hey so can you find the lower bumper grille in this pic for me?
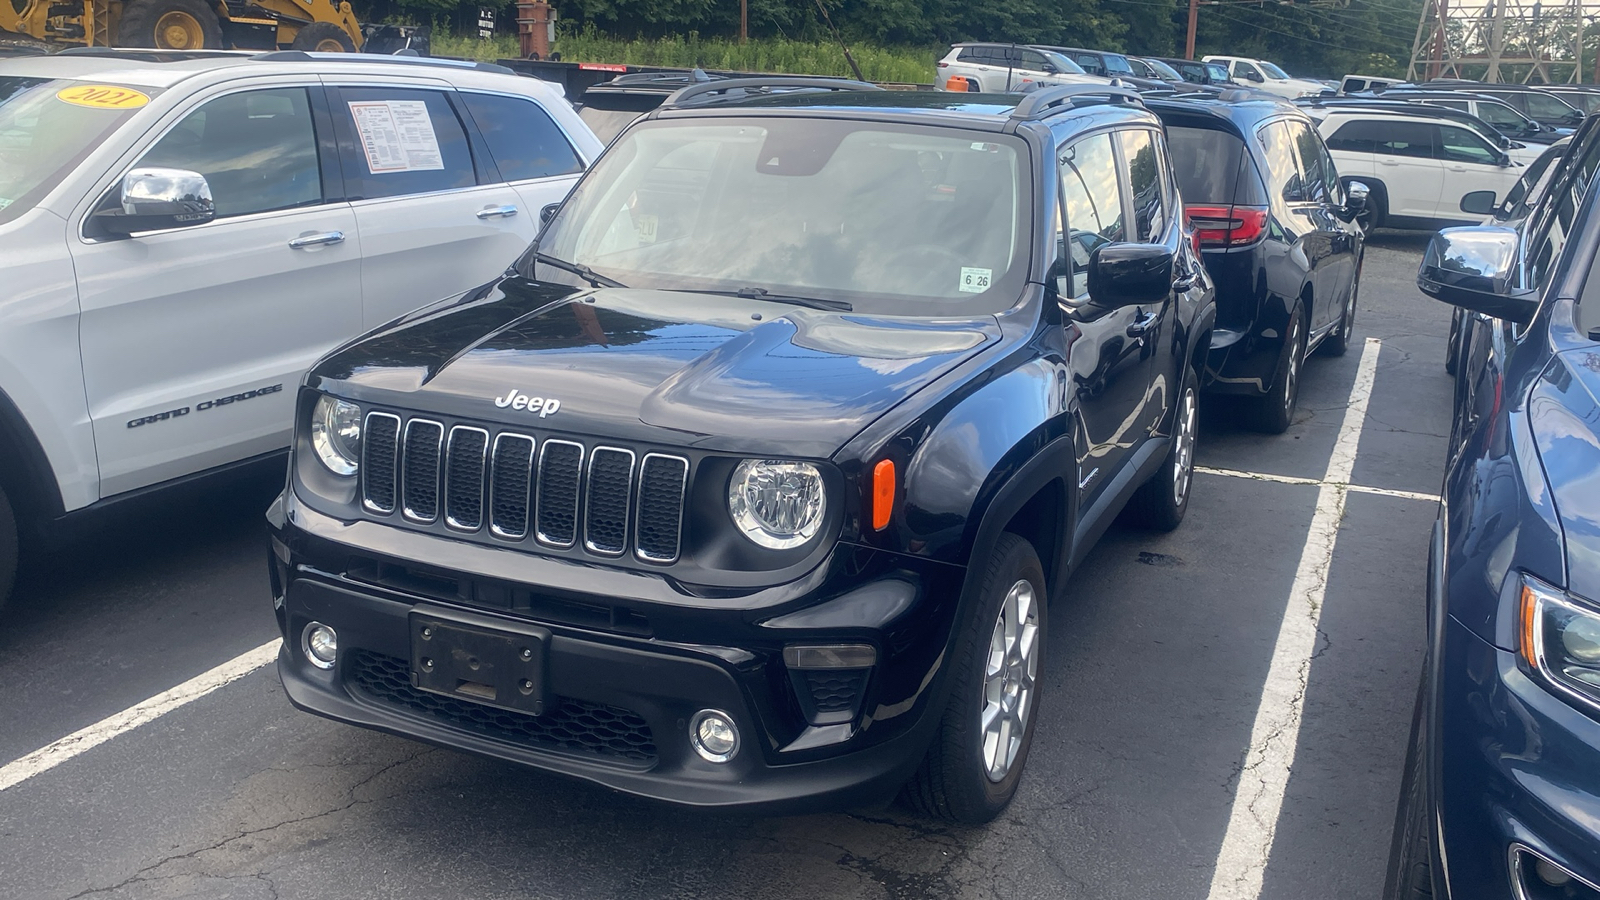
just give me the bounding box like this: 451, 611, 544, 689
345, 650, 657, 765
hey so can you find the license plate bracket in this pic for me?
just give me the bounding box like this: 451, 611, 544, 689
409, 605, 551, 716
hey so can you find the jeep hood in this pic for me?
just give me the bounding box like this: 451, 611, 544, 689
310, 279, 1000, 459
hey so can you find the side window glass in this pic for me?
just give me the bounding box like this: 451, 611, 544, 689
1058, 132, 1125, 299
460, 92, 584, 183
1119, 129, 1166, 241
1075, 54, 1102, 74
1020, 50, 1047, 71
1433, 99, 1469, 112
334, 87, 476, 201
1290, 121, 1335, 203
957, 47, 978, 62
1437, 125, 1498, 165
1375, 121, 1434, 158
136, 88, 320, 219
1256, 121, 1300, 204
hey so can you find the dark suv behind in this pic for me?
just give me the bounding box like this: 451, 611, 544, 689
267, 81, 1215, 823
1147, 95, 1366, 432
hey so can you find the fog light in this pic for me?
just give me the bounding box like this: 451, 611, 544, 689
302, 622, 337, 670
689, 709, 739, 763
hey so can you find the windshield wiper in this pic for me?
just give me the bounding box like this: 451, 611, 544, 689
532, 252, 627, 289
698, 286, 853, 312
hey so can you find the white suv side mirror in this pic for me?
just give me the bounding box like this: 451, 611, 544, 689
95, 168, 216, 236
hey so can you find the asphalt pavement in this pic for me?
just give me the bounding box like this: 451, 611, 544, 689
0, 230, 1448, 900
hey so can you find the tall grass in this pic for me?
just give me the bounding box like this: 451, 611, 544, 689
431, 29, 938, 84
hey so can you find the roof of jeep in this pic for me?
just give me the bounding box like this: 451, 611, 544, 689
1145, 94, 1304, 135
656, 88, 1160, 132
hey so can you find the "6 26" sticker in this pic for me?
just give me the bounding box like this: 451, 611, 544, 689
958, 266, 993, 294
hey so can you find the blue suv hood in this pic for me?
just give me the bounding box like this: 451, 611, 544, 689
310, 279, 999, 459
1530, 343, 1600, 599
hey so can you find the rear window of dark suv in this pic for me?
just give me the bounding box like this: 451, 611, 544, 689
1165, 125, 1268, 205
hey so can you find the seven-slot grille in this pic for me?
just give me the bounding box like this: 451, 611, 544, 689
360, 412, 687, 564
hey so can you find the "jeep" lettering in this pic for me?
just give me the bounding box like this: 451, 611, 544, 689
493, 389, 561, 418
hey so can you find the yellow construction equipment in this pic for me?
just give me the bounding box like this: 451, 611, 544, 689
0, 0, 363, 52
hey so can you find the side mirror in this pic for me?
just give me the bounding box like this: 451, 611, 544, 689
93, 168, 214, 236
1088, 243, 1174, 308
1498, 152, 1513, 167
1417, 226, 1538, 324
540, 203, 560, 225
1245, 71, 1264, 83
1459, 189, 1497, 215
1041, 62, 1058, 74
1345, 180, 1370, 215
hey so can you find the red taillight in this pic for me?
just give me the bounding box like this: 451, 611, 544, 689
1185, 204, 1269, 248
937, 61, 949, 68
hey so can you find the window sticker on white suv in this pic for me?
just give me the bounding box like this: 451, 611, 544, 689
348, 100, 444, 173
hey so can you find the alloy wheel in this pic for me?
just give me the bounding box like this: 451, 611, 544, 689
1284, 316, 1303, 417
1172, 385, 1198, 507
982, 578, 1040, 782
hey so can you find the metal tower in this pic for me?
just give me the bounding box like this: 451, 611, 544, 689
1407, 0, 1589, 83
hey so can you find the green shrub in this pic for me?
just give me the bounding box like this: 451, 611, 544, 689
433, 28, 937, 84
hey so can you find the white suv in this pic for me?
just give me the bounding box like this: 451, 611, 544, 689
1203, 56, 1327, 99
1308, 107, 1524, 231
936, 43, 1103, 92
0, 49, 603, 608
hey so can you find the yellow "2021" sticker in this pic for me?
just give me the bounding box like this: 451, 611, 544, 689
56, 84, 150, 110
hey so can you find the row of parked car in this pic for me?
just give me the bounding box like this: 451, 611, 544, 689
2, 41, 1596, 895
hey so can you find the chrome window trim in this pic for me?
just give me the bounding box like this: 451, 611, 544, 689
361, 411, 402, 515
634, 453, 689, 564
534, 439, 585, 549
583, 446, 636, 557
401, 418, 444, 524
443, 425, 490, 532
488, 431, 536, 540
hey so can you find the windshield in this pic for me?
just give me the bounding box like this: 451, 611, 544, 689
525, 118, 1032, 313
1146, 59, 1183, 81
0, 77, 151, 224
1500, 142, 1568, 219
1040, 51, 1087, 75
1104, 55, 1135, 76
1259, 61, 1291, 80
1206, 63, 1231, 82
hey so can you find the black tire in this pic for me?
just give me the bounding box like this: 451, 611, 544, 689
903, 533, 1047, 824
291, 21, 357, 52
0, 483, 16, 616
1382, 674, 1437, 900
1244, 302, 1307, 434
1444, 308, 1465, 377
1126, 366, 1199, 531
1358, 183, 1388, 236
1320, 258, 1361, 358
117, 0, 223, 49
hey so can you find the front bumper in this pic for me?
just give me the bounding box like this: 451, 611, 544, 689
269, 493, 967, 812
1434, 615, 1600, 898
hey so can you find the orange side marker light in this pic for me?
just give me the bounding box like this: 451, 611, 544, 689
872, 459, 896, 531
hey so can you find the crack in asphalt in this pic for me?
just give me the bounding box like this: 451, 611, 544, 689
65, 748, 433, 899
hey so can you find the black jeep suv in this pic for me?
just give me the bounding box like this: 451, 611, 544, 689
266, 80, 1216, 823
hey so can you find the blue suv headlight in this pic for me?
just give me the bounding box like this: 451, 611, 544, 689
1520, 573, 1600, 709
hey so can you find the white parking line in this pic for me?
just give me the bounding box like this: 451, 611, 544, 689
1197, 466, 1440, 504
1205, 337, 1383, 900
0, 639, 280, 793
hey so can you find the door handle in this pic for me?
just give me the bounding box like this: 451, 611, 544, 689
476, 205, 520, 219
1126, 311, 1159, 338
1379, 159, 1400, 167
287, 231, 345, 249
1172, 270, 1198, 291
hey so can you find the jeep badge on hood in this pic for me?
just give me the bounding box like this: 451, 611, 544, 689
494, 389, 561, 417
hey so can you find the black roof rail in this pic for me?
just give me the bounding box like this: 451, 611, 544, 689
663, 76, 882, 107
1009, 81, 1143, 119
251, 50, 517, 75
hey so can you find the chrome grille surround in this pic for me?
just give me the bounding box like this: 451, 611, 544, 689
401, 419, 444, 524
361, 412, 402, 514
443, 425, 489, 532
488, 432, 536, 541
583, 447, 636, 557
535, 439, 585, 549
634, 453, 689, 564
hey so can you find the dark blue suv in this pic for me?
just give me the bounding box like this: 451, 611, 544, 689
1395, 116, 1600, 897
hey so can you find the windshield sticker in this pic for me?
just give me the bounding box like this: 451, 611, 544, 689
56, 85, 150, 110
348, 100, 444, 174
959, 267, 993, 294
635, 214, 658, 243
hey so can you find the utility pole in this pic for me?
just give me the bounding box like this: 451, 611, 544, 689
740, 0, 747, 41
1186, 0, 1199, 59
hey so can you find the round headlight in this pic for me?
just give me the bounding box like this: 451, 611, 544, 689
311, 395, 362, 476
728, 459, 826, 550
